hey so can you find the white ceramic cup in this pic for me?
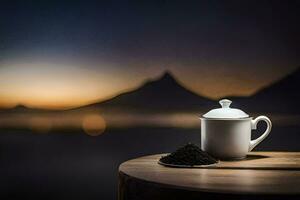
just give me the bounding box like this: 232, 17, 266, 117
200, 116, 272, 160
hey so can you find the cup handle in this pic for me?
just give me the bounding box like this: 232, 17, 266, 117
249, 116, 272, 151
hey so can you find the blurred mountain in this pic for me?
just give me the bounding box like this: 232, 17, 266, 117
86, 71, 215, 112
230, 67, 300, 114
2, 68, 300, 115
0, 104, 54, 114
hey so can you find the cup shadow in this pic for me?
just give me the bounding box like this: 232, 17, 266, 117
244, 154, 269, 161
220, 154, 269, 161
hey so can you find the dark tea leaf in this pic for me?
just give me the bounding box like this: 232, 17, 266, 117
159, 143, 217, 166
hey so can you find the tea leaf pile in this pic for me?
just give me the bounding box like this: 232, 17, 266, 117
160, 143, 217, 166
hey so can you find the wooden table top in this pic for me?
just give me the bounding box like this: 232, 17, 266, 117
119, 152, 300, 195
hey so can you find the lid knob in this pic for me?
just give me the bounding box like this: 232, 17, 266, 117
219, 99, 232, 108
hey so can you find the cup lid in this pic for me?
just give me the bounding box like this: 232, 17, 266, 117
203, 99, 249, 119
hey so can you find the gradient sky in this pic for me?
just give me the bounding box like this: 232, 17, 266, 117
0, 0, 299, 109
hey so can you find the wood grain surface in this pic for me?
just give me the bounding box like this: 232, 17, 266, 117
119, 152, 300, 195
159, 151, 300, 169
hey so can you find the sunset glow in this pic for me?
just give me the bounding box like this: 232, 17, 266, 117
0, 62, 146, 109
0, 1, 299, 109
0, 61, 297, 109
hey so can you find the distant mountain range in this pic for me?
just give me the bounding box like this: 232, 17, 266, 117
0, 104, 48, 114
82, 71, 215, 112
2, 67, 300, 114
86, 67, 300, 114
232, 67, 300, 114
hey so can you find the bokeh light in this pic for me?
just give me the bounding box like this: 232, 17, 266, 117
82, 114, 106, 136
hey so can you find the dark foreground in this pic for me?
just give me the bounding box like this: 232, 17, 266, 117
0, 125, 299, 200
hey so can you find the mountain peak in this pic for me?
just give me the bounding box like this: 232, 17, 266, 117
86, 69, 214, 111
159, 70, 174, 80
13, 104, 28, 110
140, 70, 179, 89
150, 70, 178, 84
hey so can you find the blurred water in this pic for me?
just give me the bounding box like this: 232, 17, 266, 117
0, 124, 299, 200
0, 111, 299, 131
